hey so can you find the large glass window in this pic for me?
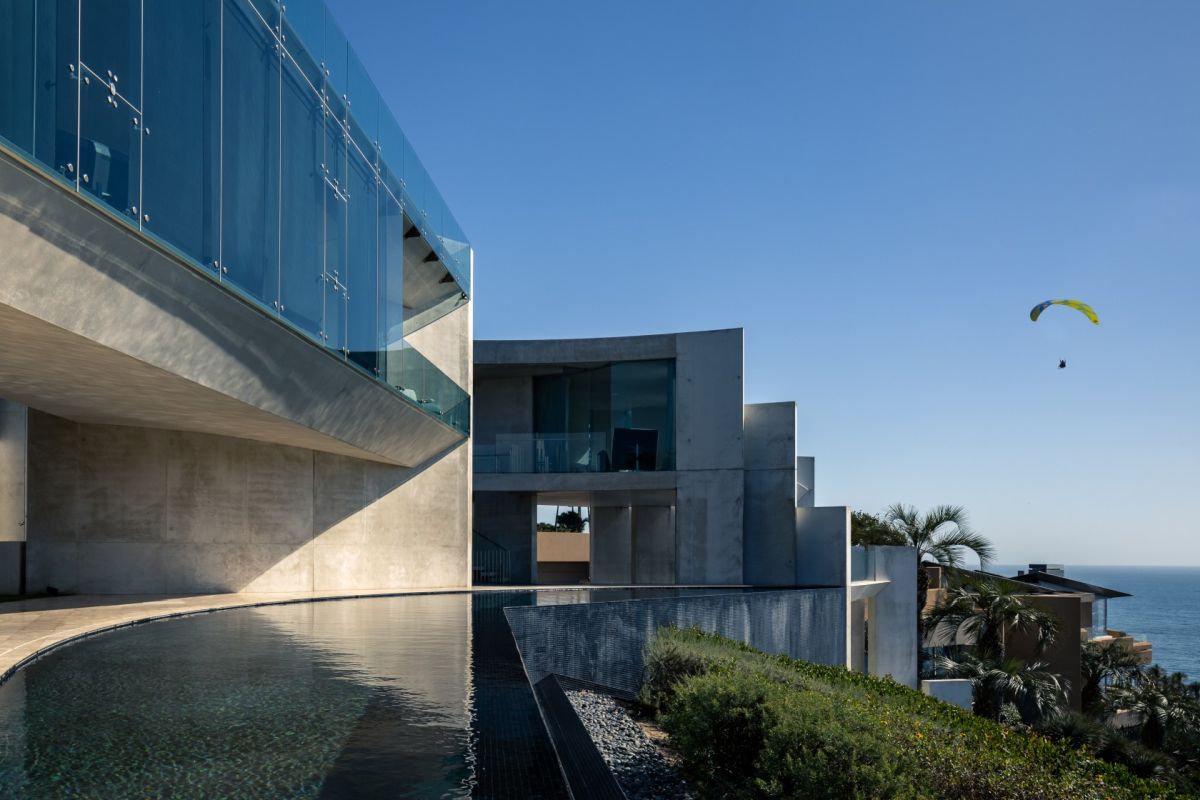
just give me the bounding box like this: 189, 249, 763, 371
531, 360, 676, 472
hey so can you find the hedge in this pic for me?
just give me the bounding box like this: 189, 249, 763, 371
640, 627, 1183, 800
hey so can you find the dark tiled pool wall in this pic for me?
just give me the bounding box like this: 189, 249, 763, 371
469, 592, 569, 800
505, 589, 848, 694
533, 675, 625, 800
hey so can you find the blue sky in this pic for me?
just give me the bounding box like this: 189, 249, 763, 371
332, 1, 1200, 565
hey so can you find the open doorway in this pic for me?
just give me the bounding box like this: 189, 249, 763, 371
535, 504, 590, 585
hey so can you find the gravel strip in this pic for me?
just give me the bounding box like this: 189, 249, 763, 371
566, 689, 694, 799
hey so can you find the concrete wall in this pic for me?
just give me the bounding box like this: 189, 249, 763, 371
590, 506, 632, 584
674, 329, 743, 471
537, 531, 590, 562
474, 492, 536, 585
25, 411, 471, 594
866, 545, 919, 688
1007, 594, 1083, 711
676, 470, 743, 584
632, 506, 675, 584
922, 679, 974, 711
795, 505, 850, 587
743, 403, 797, 585
0, 399, 26, 593
505, 588, 848, 693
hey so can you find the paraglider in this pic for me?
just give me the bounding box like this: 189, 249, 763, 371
1029, 299, 1099, 325
1030, 300, 1098, 369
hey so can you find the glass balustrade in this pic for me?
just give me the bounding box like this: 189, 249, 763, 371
0, 0, 470, 435
475, 433, 618, 474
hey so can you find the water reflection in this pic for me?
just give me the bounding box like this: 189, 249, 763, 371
0, 589, 749, 798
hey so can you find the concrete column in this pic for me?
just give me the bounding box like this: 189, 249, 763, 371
473, 492, 536, 584
0, 399, 27, 594
867, 545, 919, 688
590, 506, 632, 584
743, 403, 798, 586
632, 505, 675, 584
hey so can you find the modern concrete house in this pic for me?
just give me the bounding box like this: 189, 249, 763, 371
0, 0, 472, 595
473, 329, 918, 685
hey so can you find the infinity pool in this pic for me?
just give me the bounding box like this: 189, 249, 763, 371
0, 589, 718, 799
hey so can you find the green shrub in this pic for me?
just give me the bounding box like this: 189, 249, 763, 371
661, 670, 778, 798
640, 633, 712, 711
642, 627, 1180, 800
757, 688, 918, 800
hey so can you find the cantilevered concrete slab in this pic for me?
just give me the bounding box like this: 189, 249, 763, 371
0, 148, 462, 467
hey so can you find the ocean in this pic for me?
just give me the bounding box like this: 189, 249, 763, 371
993, 565, 1200, 681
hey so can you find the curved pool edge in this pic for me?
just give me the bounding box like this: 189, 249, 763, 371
0, 583, 752, 687
0, 587, 474, 686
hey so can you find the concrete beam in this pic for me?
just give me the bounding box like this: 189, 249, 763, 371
0, 148, 462, 467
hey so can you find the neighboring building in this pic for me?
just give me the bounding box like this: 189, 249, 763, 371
924, 564, 1152, 711
473, 328, 918, 685
0, 0, 472, 594
1010, 566, 1153, 666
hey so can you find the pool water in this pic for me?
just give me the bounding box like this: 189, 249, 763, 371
0, 589, 717, 799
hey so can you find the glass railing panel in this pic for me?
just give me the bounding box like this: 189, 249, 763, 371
220, 0, 279, 310
321, 6, 349, 105
378, 189, 406, 355
279, 50, 325, 337
141, 1, 220, 273
0, 1, 36, 156
346, 48, 379, 159
474, 434, 615, 474
81, 0, 140, 110
282, 0, 323, 72
346, 143, 379, 375
77, 62, 140, 222
383, 342, 469, 434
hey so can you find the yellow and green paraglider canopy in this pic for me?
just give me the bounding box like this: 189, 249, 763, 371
1029, 299, 1099, 325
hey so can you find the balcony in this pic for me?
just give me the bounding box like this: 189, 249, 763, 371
0, 0, 469, 436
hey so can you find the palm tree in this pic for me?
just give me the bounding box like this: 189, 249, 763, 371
884, 503, 996, 661
1079, 639, 1144, 716
926, 579, 1065, 722
934, 651, 1068, 722
925, 580, 1059, 662
1108, 665, 1200, 751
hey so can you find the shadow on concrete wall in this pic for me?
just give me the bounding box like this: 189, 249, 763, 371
24, 411, 469, 594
